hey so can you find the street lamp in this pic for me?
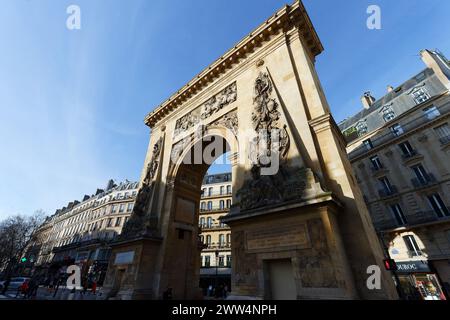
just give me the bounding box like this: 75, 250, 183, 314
215, 250, 219, 297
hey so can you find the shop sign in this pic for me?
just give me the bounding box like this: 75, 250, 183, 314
396, 261, 431, 273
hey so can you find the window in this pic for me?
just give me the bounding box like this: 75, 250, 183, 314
207, 201, 212, 210
119, 204, 125, 213
207, 217, 213, 228
226, 185, 231, 194
127, 203, 134, 212
411, 87, 430, 104
381, 105, 396, 122
226, 199, 231, 208
411, 164, 429, 184
204, 256, 211, 267
117, 193, 122, 200
219, 234, 225, 246
379, 177, 393, 193
218, 256, 225, 267
219, 200, 225, 209
370, 155, 383, 170
423, 105, 440, 120
132, 191, 137, 197
363, 139, 373, 150
200, 202, 206, 211
208, 187, 213, 196
434, 123, 450, 144
124, 192, 129, 199
124, 216, 129, 224
226, 234, 231, 244
356, 120, 368, 136
403, 235, 422, 257
206, 235, 211, 245
200, 217, 205, 227
111, 205, 117, 214
398, 141, 415, 157
390, 123, 404, 137
115, 217, 122, 227
226, 255, 232, 267
202, 188, 206, 197
220, 186, 224, 195
427, 194, 450, 218
390, 204, 407, 226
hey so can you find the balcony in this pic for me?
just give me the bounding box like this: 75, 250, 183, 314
378, 185, 398, 198
401, 149, 420, 160
411, 173, 438, 189
200, 205, 231, 213
440, 135, 450, 145
201, 191, 232, 198
202, 243, 232, 250
199, 223, 230, 230
374, 208, 450, 231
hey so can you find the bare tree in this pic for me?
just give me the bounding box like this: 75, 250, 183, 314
0, 210, 45, 279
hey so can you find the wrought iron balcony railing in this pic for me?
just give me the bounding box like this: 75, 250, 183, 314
411, 173, 437, 188
378, 185, 398, 198
374, 208, 450, 231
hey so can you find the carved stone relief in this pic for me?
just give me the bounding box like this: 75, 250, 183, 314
121, 137, 163, 238
174, 82, 237, 136
209, 110, 239, 136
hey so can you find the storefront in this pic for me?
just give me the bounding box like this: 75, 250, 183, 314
396, 260, 447, 300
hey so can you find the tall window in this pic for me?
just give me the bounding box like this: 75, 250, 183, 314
219, 200, 225, 209
208, 187, 213, 196
390, 204, 407, 226
200, 202, 206, 211
200, 217, 205, 227
411, 164, 429, 184
207, 217, 213, 228
111, 205, 117, 214
226, 185, 231, 194
218, 256, 225, 267
390, 123, 404, 137
202, 188, 206, 197
434, 123, 450, 144
370, 155, 383, 170
219, 234, 225, 246
403, 235, 422, 257
398, 141, 415, 157
226, 255, 232, 267
423, 105, 440, 120
226, 234, 231, 244
411, 87, 430, 104
207, 201, 212, 210
226, 199, 231, 208
204, 256, 211, 267
379, 177, 393, 193
119, 204, 125, 213
427, 193, 449, 218
363, 139, 373, 150
115, 217, 122, 227
220, 186, 224, 195
127, 203, 134, 212
206, 235, 211, 245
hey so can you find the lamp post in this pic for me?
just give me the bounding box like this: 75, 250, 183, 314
215, 250, 219, 297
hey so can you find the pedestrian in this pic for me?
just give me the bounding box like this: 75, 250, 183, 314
1, 278, 11, 295
223, 284, 228, 299
16, 280, 29, 298
27, 277, 39, 299
92, 280, 97, 295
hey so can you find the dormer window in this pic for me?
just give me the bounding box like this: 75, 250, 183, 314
410, 85, 430, 104
380, 104, 395, 122
355, 120, 368, 137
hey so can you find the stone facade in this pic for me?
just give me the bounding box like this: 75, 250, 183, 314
102, 0, 398, 300
339, 49, 450, 300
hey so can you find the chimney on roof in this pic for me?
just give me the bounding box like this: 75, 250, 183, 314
387, 85, 394, 93
361, 91, 376, 110
420, 49, 450, 89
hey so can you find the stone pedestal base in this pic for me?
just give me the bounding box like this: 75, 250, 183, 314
223, 196, 359, 300
101, 236, 163, 300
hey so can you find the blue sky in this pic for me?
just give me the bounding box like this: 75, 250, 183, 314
0, 0, 449, 220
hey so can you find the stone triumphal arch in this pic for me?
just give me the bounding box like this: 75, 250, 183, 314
102, 1, 398, 300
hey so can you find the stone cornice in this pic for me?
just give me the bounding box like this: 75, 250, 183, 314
144, 0, 323, 128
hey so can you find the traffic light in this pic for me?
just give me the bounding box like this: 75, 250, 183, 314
20, 257, 27, 263
383, 258, 397, 271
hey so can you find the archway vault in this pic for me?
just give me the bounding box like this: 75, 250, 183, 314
102, 0, 398, 300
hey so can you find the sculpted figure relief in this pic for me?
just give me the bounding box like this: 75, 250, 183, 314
174, 82, 237, 136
